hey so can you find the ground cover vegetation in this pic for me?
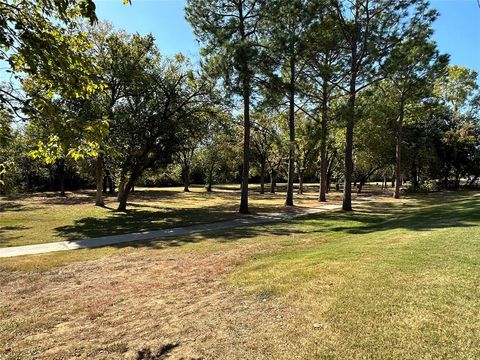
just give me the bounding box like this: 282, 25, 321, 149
0, 192, 479, 359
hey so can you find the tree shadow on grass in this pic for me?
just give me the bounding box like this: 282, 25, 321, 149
54, 203, 243, 241
133, 192, 480, 249
0, 202, 38, 212
277, 193, 480, 237
52, 191, 480, 251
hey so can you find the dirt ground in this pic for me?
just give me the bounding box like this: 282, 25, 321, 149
0, 242, 309, 360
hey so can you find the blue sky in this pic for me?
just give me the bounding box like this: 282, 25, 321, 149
95, 0, 480, 72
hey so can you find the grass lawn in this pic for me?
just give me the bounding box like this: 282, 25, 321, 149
0, 184, 356, 248
1, 191, 479, 359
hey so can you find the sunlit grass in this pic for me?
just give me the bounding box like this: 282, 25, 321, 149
0, 184, 348, 247
0, 191, 479, 358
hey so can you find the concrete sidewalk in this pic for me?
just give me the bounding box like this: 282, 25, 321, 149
0, 203, 346, 258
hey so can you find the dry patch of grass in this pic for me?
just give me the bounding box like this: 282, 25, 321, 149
2, 191, 479, 359
0, 241, 300, 359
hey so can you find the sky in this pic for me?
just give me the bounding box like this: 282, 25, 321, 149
94, 0, 480, 73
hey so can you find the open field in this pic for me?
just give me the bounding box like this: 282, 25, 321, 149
0, 184, 381, 248
1, 191, 479, 359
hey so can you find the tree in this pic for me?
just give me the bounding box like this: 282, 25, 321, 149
186, 0, 265, 213
251, 112, 279, 194
176, 113, 212, 192
263, 0, 320, 206
83, 24, 163, 206
110, 53, 213, 211
24, 77, 108, 197
303, 14, 345, 202
0, 0, 130, 123
199, 115, 240, 192
330, 0, 433, 210
433, 66, 480, 188
383, 17, 448, 198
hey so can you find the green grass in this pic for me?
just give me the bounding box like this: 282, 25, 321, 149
226, 191, 480, 358
1, 191, 478, 359
0, 184, 345, 248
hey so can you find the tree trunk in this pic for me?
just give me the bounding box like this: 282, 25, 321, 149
58, 159, 66, 197
260, 158, 265, 194
103, 175, 107, 194
285, 59, 296, 207
270, 170, 277, 194
319, 82, 328, 202
357, 178, 365, 194
298, 171, 304, 195
206, 166, 214, 192
95, 155, 105, 206
183, 164, 190, 192
454, 171, 460, 190
117, 171, 126, 202
239, 78, 250, 214
394, 95, 405, 199
108, 174, 115, 195
343, 89, 356, 211
326, 154, 335, 194
117, 177, 135, 211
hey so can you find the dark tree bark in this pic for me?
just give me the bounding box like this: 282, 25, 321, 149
238, 4, 251, 214
107, 174, 115, 195
95, 155, 105, 206
117, 171, 126, 202
182, 164, 191, 192
343, 88, 356, 211
326, 151, 336, 194
285, 61, 296, 206
411, 159, 419, 192
103, 175, 107, 194
454, 171, 461, 190
58, 159, 66, 197
298, 171, 304, 195
117, 176, 137, 211
239, 82, 251, 213
394, 95, 405, 199
357, 167, 380, 194
206, 164, 214, 192
270, 170, 277, 194
319, 82, 328, 202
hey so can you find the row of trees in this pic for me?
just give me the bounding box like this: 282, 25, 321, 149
186, 0, 479, 212
1, 0, 479, 213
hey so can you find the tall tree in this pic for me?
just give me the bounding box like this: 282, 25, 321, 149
383, 22, 448, 198
111, 53, 213, 211
303, 14, 345, 202
186, 0, 265, 213
330, 0, 433, 210
263, 0, 319, 206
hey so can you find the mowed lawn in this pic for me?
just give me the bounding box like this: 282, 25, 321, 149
0, 191, 479, 359
0, 184, 349, 248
